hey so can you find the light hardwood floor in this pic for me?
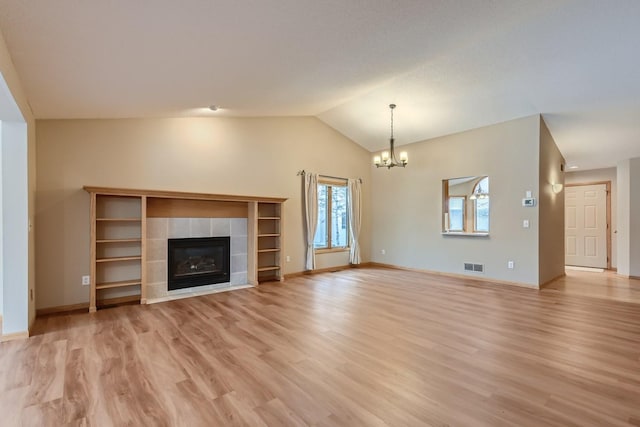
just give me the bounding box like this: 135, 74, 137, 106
542, 269, 640, 304
2, 267, 640, 426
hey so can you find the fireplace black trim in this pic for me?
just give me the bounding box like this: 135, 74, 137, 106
167, 236, 230, 291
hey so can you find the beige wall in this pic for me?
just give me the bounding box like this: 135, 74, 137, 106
616, 160, 630, 276
620, 158, 640, 277
628, 158, 640, 277
538, 118, 565, 284
0, 30, 36, 330
35, 114, 568, 307
617, 157, 640, 277
371, 115, 543, 286
565, 167, 617, 268
36, 117, 371, 309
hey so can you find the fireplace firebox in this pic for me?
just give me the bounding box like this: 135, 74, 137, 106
167, 237, 230, 291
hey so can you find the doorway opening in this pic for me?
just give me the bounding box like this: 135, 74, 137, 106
0, 71, 29, 339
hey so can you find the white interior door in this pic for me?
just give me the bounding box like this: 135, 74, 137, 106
565, 184, 608, 268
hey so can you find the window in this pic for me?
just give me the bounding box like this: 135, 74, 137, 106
448, 196, 465, 231
472, 177, 489, 232
314, 180, 349, 250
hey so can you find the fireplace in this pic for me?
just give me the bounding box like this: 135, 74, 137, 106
167, 237, 230, 291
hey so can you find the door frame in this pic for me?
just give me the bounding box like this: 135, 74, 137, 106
565, 181, 611, 270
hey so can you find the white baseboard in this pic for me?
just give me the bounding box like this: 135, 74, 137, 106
1, 329, 29, 342
369, 262, 540, 289
566, 265, 605, 273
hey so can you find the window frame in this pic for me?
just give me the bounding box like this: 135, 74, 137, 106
472, 177, 490, 233
314, 178, 350, 253
447, 196, 466, 232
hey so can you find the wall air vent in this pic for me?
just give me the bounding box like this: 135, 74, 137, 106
464, 263, 484, 273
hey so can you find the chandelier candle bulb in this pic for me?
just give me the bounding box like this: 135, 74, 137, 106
381, 151, 390, 161
374, 156, 381, 165
400, 151, 408, 162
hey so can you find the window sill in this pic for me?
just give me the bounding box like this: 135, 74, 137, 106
315, 247, 350, 254
441, 231, 489, 237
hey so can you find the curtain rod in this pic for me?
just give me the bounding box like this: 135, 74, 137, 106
297, 170, 362, 183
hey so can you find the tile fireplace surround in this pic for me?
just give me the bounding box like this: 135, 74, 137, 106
146, 217, 249, 303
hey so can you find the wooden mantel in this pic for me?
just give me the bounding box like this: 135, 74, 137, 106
83, 186, 287, 204
84, 186, 287, 312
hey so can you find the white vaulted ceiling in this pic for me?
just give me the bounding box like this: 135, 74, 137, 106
1, 0, 639, 169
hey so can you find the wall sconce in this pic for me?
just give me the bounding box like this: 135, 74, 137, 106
552, 183, 563, 194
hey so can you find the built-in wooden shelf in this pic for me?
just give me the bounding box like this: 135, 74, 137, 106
251, 201, 284, 284
96, 280, 142, 290
87, 190, 147, 312
96, 238, 142, 243
96, 255, 142, 263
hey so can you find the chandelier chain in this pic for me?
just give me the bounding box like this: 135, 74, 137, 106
390, 105, 394, 140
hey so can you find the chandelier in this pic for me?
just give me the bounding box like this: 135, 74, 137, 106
374, 104, 408, 168
469, 177, 489, 200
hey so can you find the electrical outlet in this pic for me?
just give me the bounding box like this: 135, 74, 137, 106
381, 249, 386, 255
523, 219, 529, 228
286, 256, 291, 262
82, 275, 90, 286
508, 261, 514, 269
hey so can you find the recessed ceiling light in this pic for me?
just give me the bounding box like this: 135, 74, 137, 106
208, 105, 220, 111
568, 165, 579, 169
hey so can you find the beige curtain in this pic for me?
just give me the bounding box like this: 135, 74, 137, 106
304, 173, 318, 270
348, 178, 362, 264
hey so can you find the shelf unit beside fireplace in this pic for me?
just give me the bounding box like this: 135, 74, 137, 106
89, 192, 147, 312
249, 201, 285, 284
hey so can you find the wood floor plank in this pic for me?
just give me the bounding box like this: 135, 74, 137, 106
209, 391, 269, 427
2, 267, 640, 426
229, 349, 330, 425
259, 350, 388, 427
254, 398, 308, 427
24, 339, 67, 406
168, 379, 224, 426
